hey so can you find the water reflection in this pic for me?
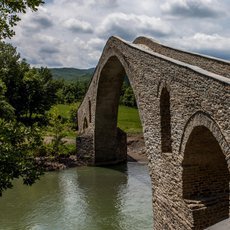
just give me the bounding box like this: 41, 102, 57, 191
76, 164, 128, 230
0, 163, 152, 230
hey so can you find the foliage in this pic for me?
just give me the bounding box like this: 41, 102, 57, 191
69, 106, 78, 129
0, 79, 15, 120
0, 119, 43, 196
46, 109, 68, 156
23, 67, 60, 118
120, 83, 137, 108
50, 67, 94, 82
0, 41, 59, 120
0, 0, 46, 196
56, 80, 88, 104
0, 0, 44, 39
48, 103, 79, 138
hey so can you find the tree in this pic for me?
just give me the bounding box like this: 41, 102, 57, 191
0, 119, 43, 196
23, 67, 60, 119
0, 79, 15, 120
0, 1, 45, 196
0, 41, 59, 120
0, 41, 29, 118
0, 0, 44, 39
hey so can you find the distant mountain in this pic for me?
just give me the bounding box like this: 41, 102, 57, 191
49, 67, 95, 82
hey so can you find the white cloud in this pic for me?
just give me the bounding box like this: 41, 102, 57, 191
98, 13, 172, 40
7, 0, 230, 68
173, 33, 230, 50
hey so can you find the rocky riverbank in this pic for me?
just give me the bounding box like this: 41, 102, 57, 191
39, 134, 147, 171
127, 134, 147, 163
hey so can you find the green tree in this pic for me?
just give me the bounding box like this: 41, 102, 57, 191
0, 119, 43, 196
0, 0, 44, 39
120, 84, 137, 107
23, 67, 60, 119
0, 79, 15, 120
0, 41, 30, 118
0, 0, 45, 196
0, 41, 59, 120
56, 80, 88, 104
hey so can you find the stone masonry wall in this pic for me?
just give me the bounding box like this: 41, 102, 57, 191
77, 36, 230, 229
133, 36, 230, 79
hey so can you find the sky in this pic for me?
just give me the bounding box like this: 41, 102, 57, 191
9, 0, 230, 68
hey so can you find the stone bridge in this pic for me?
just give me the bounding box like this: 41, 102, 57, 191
76, 36, 230, 229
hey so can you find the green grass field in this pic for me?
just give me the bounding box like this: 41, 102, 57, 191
50, 102, 80, 119
117, 105, 142, 133
50, 103, 142, 135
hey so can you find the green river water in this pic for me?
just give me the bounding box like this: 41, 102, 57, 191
0, 162, 153, 230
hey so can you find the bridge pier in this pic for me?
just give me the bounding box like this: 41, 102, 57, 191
77, 128, 127, 165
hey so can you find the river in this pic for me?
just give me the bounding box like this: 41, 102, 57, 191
0, 162, 153, 230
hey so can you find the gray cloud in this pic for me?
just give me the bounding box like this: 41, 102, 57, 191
32, 16, 53, 28
63, 18, 94, 33
22, 15, 54, 35
90, 0, 118, 8
39, 46, 60, 54
98, 13, 172, 41
161, 0, 223, 18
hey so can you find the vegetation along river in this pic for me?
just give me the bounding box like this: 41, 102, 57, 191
0, 162, 153, 230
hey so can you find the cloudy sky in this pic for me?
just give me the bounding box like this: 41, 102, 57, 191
9, 0, 230, 68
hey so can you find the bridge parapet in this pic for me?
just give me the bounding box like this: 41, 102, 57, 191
134, 36, 230, 79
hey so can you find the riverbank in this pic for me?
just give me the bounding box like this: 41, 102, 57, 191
127, 134, 148, 163
39, 134, 147, 171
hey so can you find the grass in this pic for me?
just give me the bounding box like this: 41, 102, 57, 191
50, 102, 80, 119
117, 105, 142, 134
48, 103, 142, 138
46, 102, 80, 139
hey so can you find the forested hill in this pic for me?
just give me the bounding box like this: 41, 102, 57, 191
49, 67, 95, 82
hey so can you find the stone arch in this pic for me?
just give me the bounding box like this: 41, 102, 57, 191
94, 55, 127, 165
88, 99, 92, 123
94, 54, 142, 165
181, 112, 230, 229
83, 117, 88, 130
180, 111, 229, 157
160, 87, 172, 153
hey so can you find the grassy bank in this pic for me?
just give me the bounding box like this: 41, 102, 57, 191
49, 103, 142, 136
117, 105, 142, 134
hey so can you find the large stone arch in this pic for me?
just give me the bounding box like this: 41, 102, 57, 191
94, 55, 140, 165
180, 112, 230, 229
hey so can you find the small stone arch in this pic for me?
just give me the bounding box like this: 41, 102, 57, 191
160, 86, 172, 153
88, 99, 92, 123
83, 117, 88, 130
180, 111, 229, 157
180, 111, 230, 229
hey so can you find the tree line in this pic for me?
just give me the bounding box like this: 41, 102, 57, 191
0, 0, 137, 195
